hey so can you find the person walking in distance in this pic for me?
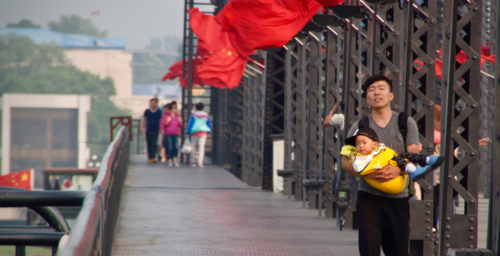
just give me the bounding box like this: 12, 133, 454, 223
161, 102, 183, 167
141, 97, 162, 163
160, 103, 171, 162
342, 75, 420, 256
186, 102, 211, 167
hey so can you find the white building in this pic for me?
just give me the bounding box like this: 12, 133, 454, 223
1, 94, 91, 188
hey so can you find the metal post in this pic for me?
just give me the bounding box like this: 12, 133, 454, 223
186, 0, 194, 131
490, 0, 500, 250
324, 25, 343, 219
283, 42, 296, 199
295, 37, 309, 206
439, 0, 482, 253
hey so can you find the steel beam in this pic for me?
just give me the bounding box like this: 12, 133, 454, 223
323, 26, 344, 219
439, 0, 482, 253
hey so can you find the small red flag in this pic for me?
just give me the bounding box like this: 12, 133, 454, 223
0, 170, 34, 190
90, 10, 101, 16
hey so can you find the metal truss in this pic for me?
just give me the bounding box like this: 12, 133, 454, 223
323, 26, 344, 219
262, 48, 286, 190
303, 31, 325, 214
282, 41, 298, 198
439, 0, 482, 253
227, 85, 244, 179
398, 0, 439, 254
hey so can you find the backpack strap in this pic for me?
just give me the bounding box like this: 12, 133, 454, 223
358, 116, 370, 130
398, 112, 408, 148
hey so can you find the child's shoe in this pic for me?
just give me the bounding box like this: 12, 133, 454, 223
168, 162, 173, 167
173, 162, 179, 167
427, 155, 445, 170
410, 165, 433, 181
411, 156, 444, 181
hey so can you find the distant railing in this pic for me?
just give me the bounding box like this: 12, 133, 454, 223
57, 126, 130, 256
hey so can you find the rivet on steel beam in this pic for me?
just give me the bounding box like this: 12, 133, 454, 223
392, 70, 399, 75
375, 49, 381, 55
446, 235, 450, 239
446, 243, 450, 248
426, 203, 431, 207
469, 227, 474, 231
428, 19, 435, 26
446, 31, 451, 38
470, 245, 474, 248
469, 217, 474, 222
426, 234, 430, 238
428, 60, 435, 67
426, 227, 431, 231
472, 55, 478, 60
426, 218, 430, 223
446, 217, 451, 221
351, 56, 355, 61
471, 103, 477, 109
393, 31, 400, 38
426, 210, 430, 215
448, 175, 452, 178
427, 102, 434, 108
427, 145, 433, 150
446, 225, 450, 230
473, 6, 478, 12
469, 236, 474, 240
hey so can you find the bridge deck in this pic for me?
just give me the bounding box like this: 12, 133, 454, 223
112, 155, 358, 256
113, 155, 490, 255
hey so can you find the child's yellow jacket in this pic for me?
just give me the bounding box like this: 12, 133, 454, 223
341, 144, 409, 194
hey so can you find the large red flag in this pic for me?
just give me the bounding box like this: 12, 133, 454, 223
0, 170, 34, 190
216, 0, 344, 56
189, 8, 248, 89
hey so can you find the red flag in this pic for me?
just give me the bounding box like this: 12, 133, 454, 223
190, 8, 248, 89
162, 59, 205, 88
198, 50, 248, 89
215, 0, 344, 56
90, 10, 101, 16
0, 170, 34, 190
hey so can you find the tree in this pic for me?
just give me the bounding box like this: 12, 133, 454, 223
48, 15, 108, 38
133, 53, 167, 84
7, 19, 41, 28
0, 33, 128, 157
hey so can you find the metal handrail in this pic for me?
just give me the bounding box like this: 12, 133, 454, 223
58, 126, 130, 256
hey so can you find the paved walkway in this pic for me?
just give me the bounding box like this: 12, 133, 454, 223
112, 155, 358, 256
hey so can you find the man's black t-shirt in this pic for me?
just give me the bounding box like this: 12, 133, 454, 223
144, 108, 162, 132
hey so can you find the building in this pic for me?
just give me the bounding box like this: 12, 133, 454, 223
0, 28, 181, 119
1, 94, 91, 188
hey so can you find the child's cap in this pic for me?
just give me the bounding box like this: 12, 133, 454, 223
345, 127, 379, 146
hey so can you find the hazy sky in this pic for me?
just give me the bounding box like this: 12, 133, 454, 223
0, 0, 200, 49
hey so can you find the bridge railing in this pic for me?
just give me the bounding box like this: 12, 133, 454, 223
58, 126, 130, 256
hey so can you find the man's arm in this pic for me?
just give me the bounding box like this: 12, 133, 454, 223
323, 103, 338, 127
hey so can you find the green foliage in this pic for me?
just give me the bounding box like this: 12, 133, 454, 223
133, 53, 167, 84
0, 33, 128, 157
48, 15, 108, 38
7, 19, 41, 28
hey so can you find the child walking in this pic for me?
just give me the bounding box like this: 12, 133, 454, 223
341, 127, 444, 194
160, 102, 183, 167
186, 102, 211, 167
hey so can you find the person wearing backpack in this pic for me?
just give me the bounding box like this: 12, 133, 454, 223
341, 75, 420, 256
186, 102, 211, 167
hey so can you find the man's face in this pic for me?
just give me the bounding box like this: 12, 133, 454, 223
150, 100, 158, 109
355, 135, 378, 155
365, 80, 393, 109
